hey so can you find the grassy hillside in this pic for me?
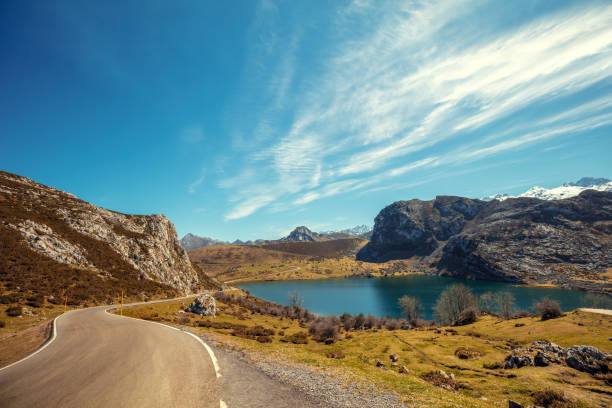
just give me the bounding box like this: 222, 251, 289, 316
189, 241, 418, 283
124, 295, 611, 408
261, 238, 367, 257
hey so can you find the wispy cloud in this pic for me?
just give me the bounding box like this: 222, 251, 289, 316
221, 0, 612, 219
187, 170, 205, 194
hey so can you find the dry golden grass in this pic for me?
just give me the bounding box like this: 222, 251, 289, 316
189, 243, 420, 283
0, 303, 64, 367
123, 296, 611, 408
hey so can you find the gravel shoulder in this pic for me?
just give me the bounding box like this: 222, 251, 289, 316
201, 332, 406, 408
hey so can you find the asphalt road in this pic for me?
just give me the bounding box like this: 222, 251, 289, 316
0, 306, 221, 408
0, 303, 323, 408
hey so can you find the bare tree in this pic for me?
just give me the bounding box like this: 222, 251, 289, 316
398, 295, 421, 325
434, 284, 477, 325
288, 291, 303, 309
495, 291, 515, 319
478, 292, 496, 314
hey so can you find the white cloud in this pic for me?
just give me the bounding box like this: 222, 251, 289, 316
222, 0, 612, 219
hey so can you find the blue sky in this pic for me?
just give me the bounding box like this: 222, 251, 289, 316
1, 0, 611, 241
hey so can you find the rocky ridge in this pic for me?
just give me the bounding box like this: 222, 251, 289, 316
0, 171, 211, 297
358, 191, 612, 292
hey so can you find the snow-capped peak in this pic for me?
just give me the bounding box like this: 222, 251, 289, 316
483, 178, 611, 201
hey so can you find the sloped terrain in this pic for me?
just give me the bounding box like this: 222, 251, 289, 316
0, 171, 218, 305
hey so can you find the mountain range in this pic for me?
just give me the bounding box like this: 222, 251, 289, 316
180, 224, 372, 250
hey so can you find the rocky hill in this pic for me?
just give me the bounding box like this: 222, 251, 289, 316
282, 226, 319, 242
358, 191, 612, 292
0, 171, 218, 305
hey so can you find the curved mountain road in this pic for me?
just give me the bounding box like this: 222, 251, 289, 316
0, 302, 321, 408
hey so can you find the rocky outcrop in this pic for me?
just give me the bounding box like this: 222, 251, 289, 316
0, 170, 208, 294
566, 345, 611, 375
504, 341, 610, 376
358, 191, 612, 292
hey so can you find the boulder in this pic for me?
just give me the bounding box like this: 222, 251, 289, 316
565, 345, 610, 375
504, 353, 533, 369
185, 294, 217, 316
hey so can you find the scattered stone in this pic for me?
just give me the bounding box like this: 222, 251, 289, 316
389, 353, 399, 363
508, 400, 524, 408
185, 294, 217, 316
398, 365, 410, 374
375, 360, 385, 368
514, 323, 525, 327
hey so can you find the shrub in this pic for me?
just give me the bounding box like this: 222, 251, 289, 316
455, 307, 478, 326
280, 331, 309, 344
0, 294, 20, 304
354, 313, 365, 330
434, 284, 477, 325
398, 295, 421, 324
532, 389, 579, 408
384, 319, 402, 330
256, 335, 272, 343
5, 306, 22, 317
26, 300, 42, 308
231, 325, 275, 342
364, 314, 377, 330
535, 298, 561, 321
308, 317, 340, 343
340, 313, 355, 331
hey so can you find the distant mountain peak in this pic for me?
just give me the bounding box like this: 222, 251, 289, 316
180, 233, 226, 250
482, 177, 612, 202
283, 226, 317, 242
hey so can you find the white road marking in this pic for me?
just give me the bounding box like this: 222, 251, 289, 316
0, 310, 70, 372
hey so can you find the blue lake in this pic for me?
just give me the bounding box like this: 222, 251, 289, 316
238, 275, 591, 320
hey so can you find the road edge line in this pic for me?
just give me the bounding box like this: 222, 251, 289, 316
0, 310, 68, 372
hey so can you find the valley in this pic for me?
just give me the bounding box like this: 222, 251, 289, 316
0, 170, 610, 408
